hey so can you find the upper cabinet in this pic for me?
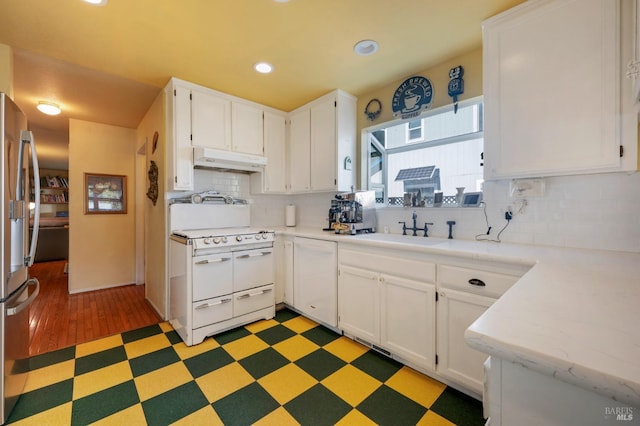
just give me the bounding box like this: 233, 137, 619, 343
191, 87, 231, 151
483, 0, 638, 180
231, 102, 264, 156
288, 90, 357, 193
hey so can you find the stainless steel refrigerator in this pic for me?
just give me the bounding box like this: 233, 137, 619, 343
0, 92, 41, 423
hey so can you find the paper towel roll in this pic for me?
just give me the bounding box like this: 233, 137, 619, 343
285, 205, 296, 227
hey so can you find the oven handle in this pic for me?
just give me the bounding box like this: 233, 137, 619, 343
236, 251, 272, 259
195, 298, 232, 310
237, 288, 273, 299
194, 257, 231, 265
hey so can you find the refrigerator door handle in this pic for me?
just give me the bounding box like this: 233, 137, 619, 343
20, 131, 40, 267
7, 278, 39, 317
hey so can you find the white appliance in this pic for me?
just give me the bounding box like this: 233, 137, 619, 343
168, 203, 275, 346
0, 93, 41, 423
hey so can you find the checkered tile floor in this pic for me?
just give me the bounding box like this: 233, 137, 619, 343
9, 309, 484, 425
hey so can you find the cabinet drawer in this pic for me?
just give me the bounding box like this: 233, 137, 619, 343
233, 284, 275, 317
192, 295, 233, 329
340, 248, 435, 283
437, 265, 520, 298
234, 248, 275, 292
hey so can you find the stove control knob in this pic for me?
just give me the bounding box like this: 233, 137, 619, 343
221, 237, 228, 244
213, 237, 221, 244
261, 234, 268, 240
203, 238, 212, 245
236, 235, 243, 242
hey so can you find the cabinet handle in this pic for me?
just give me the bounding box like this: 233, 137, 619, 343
468, 278, 486, 287
195, 257, 231, 265
236, 251, 271, 259
195, 298, 231, 309
238, 288, 273, 299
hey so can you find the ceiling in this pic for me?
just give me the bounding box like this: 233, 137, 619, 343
0, 0, 524, 170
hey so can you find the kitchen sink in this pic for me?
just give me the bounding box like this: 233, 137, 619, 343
352, 233, 448, 246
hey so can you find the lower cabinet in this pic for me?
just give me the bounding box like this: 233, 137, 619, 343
436, 262, 528, 395
338, 246, 437, 371
293, 237, 338, 326
436, 288, 495, 394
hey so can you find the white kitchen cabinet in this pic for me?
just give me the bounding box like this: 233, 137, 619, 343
381, 274, 436, 371
191, 87, 231, 151
231, 101, 264, 156
436, 263, 525, 395
166, 82, 194, 190
436, 288, 495, 394
282, 237, 294, 305
338, 245, 436, 371
483, 0, 637, 179
288, 109, 311, 192
264, 111, 287, 192
293, 237, 337, 326
288, 90, 356, 193
338, 265, 380, 344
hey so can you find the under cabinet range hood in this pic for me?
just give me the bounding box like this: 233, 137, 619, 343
193, 147, 267, 173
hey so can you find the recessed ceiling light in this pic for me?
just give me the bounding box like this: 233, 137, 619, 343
37, 101, 61, 116
254, 62, 274, 74
354, 39, 379, 56
83, 0, 107, 5
273, 0, 290, 2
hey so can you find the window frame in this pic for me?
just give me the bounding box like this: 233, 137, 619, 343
360, 96, 484, 207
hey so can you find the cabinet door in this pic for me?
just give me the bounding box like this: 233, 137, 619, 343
381, 274, 436, 371
263, 111, 287, 193
283, 239, 294, 305
338, 265, 380, 344
232, 102, 264, 155
310, 98, 337, 191
483, 0, 621, 179
289, 109, 311, 192
171, 85, 194, 190
191, 89, 231, 150
436, 287, 495, 394
293, 238, 337, 326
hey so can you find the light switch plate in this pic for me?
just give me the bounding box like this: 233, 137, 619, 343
509, 178, 545, 198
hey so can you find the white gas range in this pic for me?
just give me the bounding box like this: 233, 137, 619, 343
168, 202, 275, 346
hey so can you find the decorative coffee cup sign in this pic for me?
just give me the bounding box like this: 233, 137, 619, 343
391, 76, 433, 120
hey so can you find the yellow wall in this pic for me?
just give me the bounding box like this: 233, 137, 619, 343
68, 119, 137, 293
356, 48, 483, 132
136, 91, 166, 318
0, 44, 13, 96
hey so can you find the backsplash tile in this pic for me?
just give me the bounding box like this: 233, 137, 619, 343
195, 169, 640, 253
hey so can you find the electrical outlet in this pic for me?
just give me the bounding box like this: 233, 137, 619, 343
510, 178, 545, 198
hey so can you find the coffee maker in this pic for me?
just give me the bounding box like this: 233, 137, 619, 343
325, 190, 376, 235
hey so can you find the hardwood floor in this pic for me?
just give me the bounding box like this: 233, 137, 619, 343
28, 260, 162, 356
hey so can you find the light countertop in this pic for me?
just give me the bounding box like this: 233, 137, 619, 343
278, 227, 640, 407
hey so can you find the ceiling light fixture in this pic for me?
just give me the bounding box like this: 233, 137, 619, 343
354, 39, 379, 56
83, 0, 108, 5
254, 62, 274, 74
36, 101, 61, 116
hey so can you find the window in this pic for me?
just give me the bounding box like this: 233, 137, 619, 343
365, 98, 483, 206
406, 119, 423, 142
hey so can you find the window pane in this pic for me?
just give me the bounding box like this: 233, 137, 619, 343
423, 103, 480, 141
388, 138, 483, 205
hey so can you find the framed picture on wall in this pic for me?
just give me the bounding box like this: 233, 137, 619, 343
84, 173, 127, 214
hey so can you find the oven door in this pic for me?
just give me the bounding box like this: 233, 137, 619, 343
233, 248, 275, 292
192, 252, 233, 301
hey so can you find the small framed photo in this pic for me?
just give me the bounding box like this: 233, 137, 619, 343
84, 173, 127, 214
